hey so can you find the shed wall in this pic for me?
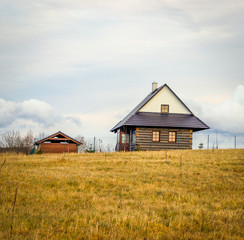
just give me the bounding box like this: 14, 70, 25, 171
136, 127, 192, 151
39, 143, 78, 153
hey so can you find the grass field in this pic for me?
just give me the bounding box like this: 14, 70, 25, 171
0, 150, 243, 239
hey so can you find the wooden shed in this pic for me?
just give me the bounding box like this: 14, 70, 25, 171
35, 131, 82, 153
111, 83, 209, 151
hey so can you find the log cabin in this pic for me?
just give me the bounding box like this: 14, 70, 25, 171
111, 83, 209, 151
35, 131, 82, 153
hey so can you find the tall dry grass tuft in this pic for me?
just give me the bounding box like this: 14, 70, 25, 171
0, 158, 6, 176
9, 187, 18, 239
0, 150, 243, 239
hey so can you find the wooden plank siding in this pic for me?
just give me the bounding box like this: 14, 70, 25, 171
40, 143, 78, 153
136, 127, 192, 151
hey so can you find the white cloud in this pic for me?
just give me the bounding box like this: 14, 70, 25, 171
0, 98, 55, 127
18, 99, 53, 124
185, 85, 244, 134
0, 98, 82, 134
232, 85, 244, 104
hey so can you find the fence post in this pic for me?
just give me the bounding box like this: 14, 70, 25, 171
234, 136, 236, 149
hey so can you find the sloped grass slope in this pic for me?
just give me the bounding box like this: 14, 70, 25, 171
0, 150, 243, 239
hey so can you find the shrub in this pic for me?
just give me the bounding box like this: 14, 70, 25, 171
36, 148, 43, 154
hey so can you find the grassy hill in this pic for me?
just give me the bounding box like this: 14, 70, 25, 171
0, 150, 243, 239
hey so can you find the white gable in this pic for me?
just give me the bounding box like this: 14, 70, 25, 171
139, 85, 191, 114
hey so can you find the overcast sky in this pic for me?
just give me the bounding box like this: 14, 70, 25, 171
0, 0, 244, 147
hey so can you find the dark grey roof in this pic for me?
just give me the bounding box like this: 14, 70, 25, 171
111, 84, 195, 132
123, 112, 209, 131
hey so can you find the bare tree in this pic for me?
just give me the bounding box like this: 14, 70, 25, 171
75, 135, 86, 153
106, 144, 114, 153
0, 130, 21, 148
22, 130, 34, 150
0, 130, 34, 154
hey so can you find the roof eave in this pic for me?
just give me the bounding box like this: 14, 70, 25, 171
111, 123, 210, 132
36, 131, 82, 145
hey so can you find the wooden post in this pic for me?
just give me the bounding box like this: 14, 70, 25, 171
129, 129, 132, 152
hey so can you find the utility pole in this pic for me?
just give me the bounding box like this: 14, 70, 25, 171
216, 130, 218, 149
234, 136, 236, 149
98, 139, 102, 152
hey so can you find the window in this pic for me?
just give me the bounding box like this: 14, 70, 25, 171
161, 104, 169, 113
121, 133, 129, 144
132, 130, 136, 144
152, 131, 160, 142
121, 134, 126, 143
169, 131, 176, 142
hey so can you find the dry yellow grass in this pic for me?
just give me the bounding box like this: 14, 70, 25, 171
0, 149, 243, 239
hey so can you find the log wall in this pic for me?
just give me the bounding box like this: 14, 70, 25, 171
136, 127, 192, 151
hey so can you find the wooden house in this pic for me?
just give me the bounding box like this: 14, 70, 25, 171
35, 131, 82, 153
111, 83, 209, 151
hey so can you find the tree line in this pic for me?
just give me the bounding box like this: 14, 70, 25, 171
0, 130, 34, 154
0, 130, 114, 154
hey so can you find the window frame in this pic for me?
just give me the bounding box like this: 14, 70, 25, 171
168, 131, 177, 143
161, 104, 169, 113
152, 131, 160, 142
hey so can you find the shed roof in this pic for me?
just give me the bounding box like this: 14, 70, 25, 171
111, 84, 209, 132
35, 131, 82, 145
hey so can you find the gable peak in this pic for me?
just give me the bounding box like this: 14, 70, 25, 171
139, 83, 192, 115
